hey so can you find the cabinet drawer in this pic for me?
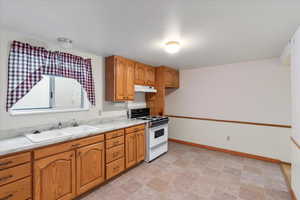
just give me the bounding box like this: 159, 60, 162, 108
125, 124, 145, 134
0, 152, 31, 170
106, 158, 124, 179
106, 136, 124, 149
106, 145, 124, 163
0, 177, 31, 200
105, 129, 124, 140
74, 134, 104, 148
34, 134, 104, 159
0, 163, 31, 186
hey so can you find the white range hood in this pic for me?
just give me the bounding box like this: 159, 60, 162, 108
134, 85, 157, 93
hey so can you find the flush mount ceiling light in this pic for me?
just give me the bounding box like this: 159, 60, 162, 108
165, 41, 181, 54
57, 37, 73, 49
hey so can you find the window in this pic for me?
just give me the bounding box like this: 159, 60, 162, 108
11, 75, 90, 114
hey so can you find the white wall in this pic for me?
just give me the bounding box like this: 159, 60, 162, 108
166, 58, 292, 162
0, 29, 127, 138
291, 26, 300, 200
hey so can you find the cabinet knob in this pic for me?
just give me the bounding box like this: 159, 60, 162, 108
0, 161, 12, 167
0, 194, 13, 200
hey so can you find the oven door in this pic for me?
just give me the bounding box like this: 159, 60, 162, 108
149, 124, 168, 148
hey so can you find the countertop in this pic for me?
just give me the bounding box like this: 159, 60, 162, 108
0, 119, 148, 156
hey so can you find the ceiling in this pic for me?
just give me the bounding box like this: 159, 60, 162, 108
0, 0, 300, 69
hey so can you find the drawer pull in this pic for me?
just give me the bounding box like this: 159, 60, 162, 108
0, 175, 13, 182
113, 166, 119, 171
71, 144, 80, 148
112, 152, 119, 157
0, 161, 12, 167
0, 194, 13, 200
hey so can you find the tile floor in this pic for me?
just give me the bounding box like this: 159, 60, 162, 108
81, 142, 291, 200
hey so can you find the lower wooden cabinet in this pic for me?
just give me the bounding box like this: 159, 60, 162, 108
125, 132, 137, 168
136, 130, 145, 163
34, 151, 76, 200
106, 158, 125, 179
76, 142, 105, 195
0, 124, 146, 200
125, 127, 146, 168
0, 177, 31, 200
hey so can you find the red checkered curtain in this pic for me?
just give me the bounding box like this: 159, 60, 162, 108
6, 41, 96, 111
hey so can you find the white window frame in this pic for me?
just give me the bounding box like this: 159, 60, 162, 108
10, 76, 90, 116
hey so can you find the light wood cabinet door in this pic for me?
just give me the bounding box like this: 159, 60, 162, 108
136, 130, 145, 163
145, 66, 155, 86
115, 58, 127, 101
126, 60, 135, 100
76, 143, 105, 196
125, 132, 137, 169
34, 151, 76, 200
134, 62, 146, 85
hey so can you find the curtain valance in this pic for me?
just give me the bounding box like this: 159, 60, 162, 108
6, 41, 96, 111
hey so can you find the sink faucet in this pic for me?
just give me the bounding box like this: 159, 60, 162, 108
71, 119, 79, 127
58, 122, 63, 129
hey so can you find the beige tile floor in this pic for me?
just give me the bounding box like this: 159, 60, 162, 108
81, 142, 291, 200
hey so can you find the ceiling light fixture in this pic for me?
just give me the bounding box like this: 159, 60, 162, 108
165, 41, 180, 54
57, 37, 73, 49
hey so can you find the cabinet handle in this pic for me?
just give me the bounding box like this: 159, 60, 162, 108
71, 143, 80, 148
0, 161, 12, 167
113, 166, 119, 171
113, 141, 119, 146
0, 175, 13, 182
0, 194, 13, 200
113, 152, 119, 157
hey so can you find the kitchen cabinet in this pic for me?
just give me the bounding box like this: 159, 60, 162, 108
1, 124, 146, 200
76, 142, 105, 195
125, 132, 137, 168
136, 130, 145, 162
34, 151, 76, 200
105, 130, 125, 179
145, 65, 156, 86
135, 63, 155, 86
106, 56, 135, 101
0, 152, 32, 200
134, 62, 146, 85
163, 67, 179, 88
125, 125, 145, 168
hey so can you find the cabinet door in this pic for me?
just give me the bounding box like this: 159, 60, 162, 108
145, 66, 155, 86
115, 58, 126, 100
76, 143, 105, 195
125, 132, 137, 168
126, 60, 135, 100
136, 130, 145, 163
134, 63, 146, 85
34, 151, 76, 200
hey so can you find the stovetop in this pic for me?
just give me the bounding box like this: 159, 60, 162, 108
137, 116, 168, 121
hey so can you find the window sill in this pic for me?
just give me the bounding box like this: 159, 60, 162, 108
10, 108, 90, 116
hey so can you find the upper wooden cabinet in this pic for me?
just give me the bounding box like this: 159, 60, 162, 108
134, 63, 156, 86
134, 62, 146, 85
145, 65, 156, 86
161, 66, 179, 88
106, 56, 135, 101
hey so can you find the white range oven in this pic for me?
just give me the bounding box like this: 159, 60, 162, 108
129, 108, 169, 162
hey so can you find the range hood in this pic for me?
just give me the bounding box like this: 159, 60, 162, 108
134, 85, 157, 93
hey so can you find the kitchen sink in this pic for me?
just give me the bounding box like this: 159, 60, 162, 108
25, 130, 73, 143
61, 125, 102, 136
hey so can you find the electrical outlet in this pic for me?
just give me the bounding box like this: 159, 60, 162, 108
226, 136, 230, 141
